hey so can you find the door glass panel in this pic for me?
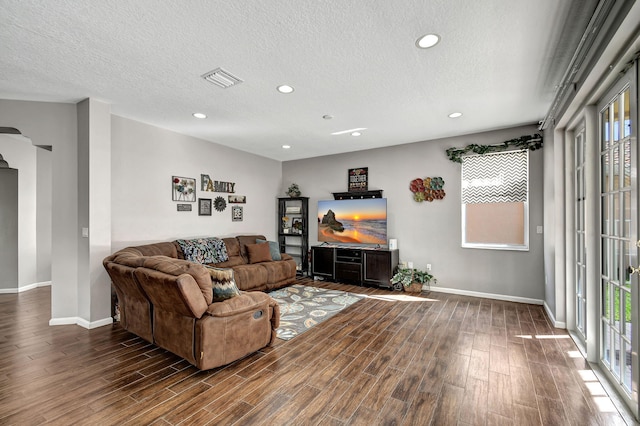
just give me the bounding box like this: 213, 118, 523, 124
603, 107, 611, 149
602, 150, 610, 191
613, 193, 620, 236
612, 240, 620, 281
623, 191, 631, 237
602, 238, 609, 278
604, 315, 611, 365
602, 195, 609, 235
614, 330, 621, 377
624, 141, 631, 187
623, 89, 630, 138
614, 145, 621, 190
624, 341, 632, 389
613, 100, 620, 142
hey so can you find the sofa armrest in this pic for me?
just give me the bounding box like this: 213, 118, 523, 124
280, 253, 293, 261
206, 292, 274, 318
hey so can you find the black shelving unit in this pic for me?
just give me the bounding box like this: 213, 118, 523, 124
278, 197, 309, 275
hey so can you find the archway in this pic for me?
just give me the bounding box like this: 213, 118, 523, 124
0, 132, 52, 293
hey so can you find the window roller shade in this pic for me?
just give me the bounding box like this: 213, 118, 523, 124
461, 150, 528, 204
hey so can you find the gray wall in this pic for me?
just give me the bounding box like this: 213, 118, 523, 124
0, 135, 38, 290
283, 124, 545, 301
110, 115, 283, 250
36, 147, 52, 283
0, 99, 79, 321
0, 167, 18, 290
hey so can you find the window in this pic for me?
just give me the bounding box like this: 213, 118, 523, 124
461, 150, 529, 250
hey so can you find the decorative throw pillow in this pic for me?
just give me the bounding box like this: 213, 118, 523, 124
206, 266, 240, 302
256, 238, 281, 261
246, 242, 272, 264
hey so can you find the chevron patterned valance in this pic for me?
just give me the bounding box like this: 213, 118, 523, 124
461, 150, 528, 204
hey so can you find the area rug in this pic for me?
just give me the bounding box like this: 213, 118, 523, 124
267, 284, 364, 340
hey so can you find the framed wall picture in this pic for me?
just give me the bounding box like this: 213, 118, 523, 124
348, 167, 368, 192
172, 176, 196, 202
198, 198, 212, 216
177, 204, 192, 212
228, 195, 246, 203
232, 205, 243, 222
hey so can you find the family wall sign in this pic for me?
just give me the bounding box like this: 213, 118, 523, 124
201, 174, 236, 193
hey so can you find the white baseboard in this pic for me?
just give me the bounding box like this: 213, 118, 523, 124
428, 285, 544, 305
544, 301, 567, 328
50, 316, 113, 329
0, 280, 52, 294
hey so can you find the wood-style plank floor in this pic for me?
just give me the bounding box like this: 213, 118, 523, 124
0, 278, 633, 425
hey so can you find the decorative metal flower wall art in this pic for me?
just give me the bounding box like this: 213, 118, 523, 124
409, 176, 445, 202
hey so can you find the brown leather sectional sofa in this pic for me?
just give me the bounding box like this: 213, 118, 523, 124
103, 235, 296, 370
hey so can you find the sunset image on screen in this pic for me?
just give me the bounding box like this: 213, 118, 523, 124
317, 198, 387, 244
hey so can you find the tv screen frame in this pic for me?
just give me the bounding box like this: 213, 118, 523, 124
317, 198, 388, 246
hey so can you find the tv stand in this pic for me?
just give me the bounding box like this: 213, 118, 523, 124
311, 246, 399, 288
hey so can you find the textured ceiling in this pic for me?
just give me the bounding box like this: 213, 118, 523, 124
0, 0, 595, 161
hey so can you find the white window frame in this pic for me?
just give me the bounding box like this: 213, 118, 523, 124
461, 150, 530, 251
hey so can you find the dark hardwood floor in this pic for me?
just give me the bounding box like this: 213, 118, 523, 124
0, 278, 632, 425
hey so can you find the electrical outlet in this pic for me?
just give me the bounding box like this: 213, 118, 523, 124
427, 264, 432, 271
407, 261, 414, 269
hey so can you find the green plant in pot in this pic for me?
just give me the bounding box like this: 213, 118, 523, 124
287, 183, 301, 197
391, 267, 433, 293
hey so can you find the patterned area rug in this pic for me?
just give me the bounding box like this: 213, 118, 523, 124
268, 284, 364, 340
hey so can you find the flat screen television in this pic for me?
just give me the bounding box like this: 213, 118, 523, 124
317, 198, 387, 245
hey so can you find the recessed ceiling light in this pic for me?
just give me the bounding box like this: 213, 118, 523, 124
448, 112, 463, 118
331, 127, 367, 135
192, 112, 207, 119
416, 34, 440, 49
282, 145, 291, 149
351, 132, 362, 137
277, 85, 294, 94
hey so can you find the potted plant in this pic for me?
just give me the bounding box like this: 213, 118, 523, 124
391, 267, 433, 293
287, 183, 301, 197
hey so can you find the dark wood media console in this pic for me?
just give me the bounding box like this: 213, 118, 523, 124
311, 246, 399, 288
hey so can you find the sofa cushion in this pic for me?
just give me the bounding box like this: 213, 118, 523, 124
206, 266, 240, 302
237, 235, 267, 263
222, 237, 240, 257
176, 238, 229, 264
140, 256, 213, 305
232, 264, 269, 292
261, 259, 297, 285
256, 239, 281, 261
247, 243, 272, 264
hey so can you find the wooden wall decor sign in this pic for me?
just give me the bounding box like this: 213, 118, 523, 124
201, 174, 236, 193
348, 167, 368, 192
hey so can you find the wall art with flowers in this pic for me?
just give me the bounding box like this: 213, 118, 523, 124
172, 176, 196, 202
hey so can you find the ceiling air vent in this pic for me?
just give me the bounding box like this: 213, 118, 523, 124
201, 68, 243, 88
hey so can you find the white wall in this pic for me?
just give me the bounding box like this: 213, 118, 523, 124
111, 116, 283, 250
0, 135, 37, 289
283, 124, 545, 301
